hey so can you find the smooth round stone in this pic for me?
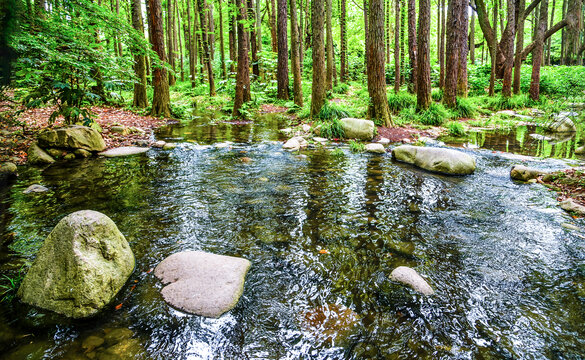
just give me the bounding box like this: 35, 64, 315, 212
99, 147, 150, 157
23, 184, 49, 194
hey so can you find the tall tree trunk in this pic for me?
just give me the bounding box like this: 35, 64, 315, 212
400, 0, 406, 82
116, 0, 123, 56
198, 0, 216, 95
340, 0, 347, 81
326, 0, 334, 90
369, 0, 393, 126
167, 0, 176, 85
501, 0, 516, 97
438, 0, 446, 88
176, 0, 185, 82
218, 0, 227, 78
416, 0, 431, 109
530, 0, 549, 100
488, 0, 497, 96
299, 0, 305, 68
208, 2, 215, 61
233, 0, 251, 116
364, 0, 369, 74
132, 0, 148, 107
270, 0, 278, 51
311, 0, 327, 116
443, 0, 463, 107
148, 0, 171, 117
291, 0, 303, 106
457, 0, 469, 97
187, 0, 196, 87
470, 0, 476, 64
394, 0, 401, 92
229, 0, 237, 72
407, 0, 417, 92
248, 0, 259, 78
277, 0, 290, 99
513, 0, 526, 94
256, 0, 262, 52
546, 0, 556, 64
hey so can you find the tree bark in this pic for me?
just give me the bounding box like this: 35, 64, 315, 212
470, 0, 476, 64
290, 0, 303, 106
369, 0, 393, 126
326, 0, 334, 90
132, 0, 148, 108
394, 0, 401, 92
501, 0, 517, 97
438, 0, 446, 88
148, 0, 171, 117
530, 0, 548, 100
311, 0, 327, 117
513, 0, 526, 94
233, 0, 251, 116
407, 0, 417, 93
167, 0, 176, 85
186, 0, 196, 87
176, 0, 185, 82
364, 0, 369, 74
277, 0, 290, 99
457, 0, 469, 97
340, 0, 347, 81
443, 0, 464, 107
416, 0, 431, 109
208, 2, 215, 61
546, 0, 556, 64
218, 0, 227, 78
198, 0, 216, 95
270, 0, 278, 52
248, 0, 259, 78
488, 0, 497, 96
229, 0, 237, 73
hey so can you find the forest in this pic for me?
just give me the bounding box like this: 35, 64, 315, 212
1, 0, 585, 359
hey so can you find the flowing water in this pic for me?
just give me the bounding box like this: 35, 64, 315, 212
0, 115, 584, 359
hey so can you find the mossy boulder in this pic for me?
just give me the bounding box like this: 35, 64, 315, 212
392, 145, 476, 175
0, 162, 17, 178
510, 165, 547, 182
27, 143, 55, 165
17, 210, 135, 318
38, 125, 106, 152
340, 118, 375, 140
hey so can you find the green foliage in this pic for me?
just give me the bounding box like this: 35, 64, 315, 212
431, 89, 443, 101
446, 121, 466, 136
452, 97, 477, 118
387, 92, 417, 113
0, 266, 24, 303
483, 94, 533, 110
317, 102, 350, 121
330, 148, 345, 157
332, 83, 350, 95
316, 118, 345, 139
348, 140, 365, 152
398, 107, 417, 123
418, 103, 449, 126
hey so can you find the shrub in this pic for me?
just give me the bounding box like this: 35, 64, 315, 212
431, 89, 443, 101
418, 103, 449, 126
317, 102, 350, 120
387, 92, 417, 113
349, 140, 365, 152
446, 121, 466, 136
452, 97, 477, 118
333, 83, 350, 94
316, 118, 345, 139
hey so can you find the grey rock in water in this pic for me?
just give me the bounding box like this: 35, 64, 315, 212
23, 184, 49, 194
510, 165, 547, 182
365, 143, 386, 154
560, 198, 585, 216
38, 125, 106, 152
547, 115, 577, 133
392, 145, 476, 175
377, 137, 390, 145
162, 143, 177, 150
74, 149, 92, 158
283, 136, 308, 151
17, 210, 135, 318
390, 266, 434, 295
153, 140, 166, 148
155, 251, 251, 318
27, 143, 55, 165
561, 223, 582, 232
575, 146, 585, 155
0, 162, 17, 178
313, 137, 328, 143
340, 118, 375, 140
99, 146, 150, 157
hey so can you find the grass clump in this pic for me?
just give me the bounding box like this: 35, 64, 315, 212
418, 103, 449, 126
484, 94, 533, 110
388, 92, 417, 113
332, 83, 350, 95
316, 118, 345, 139
349, 140, 365, 152
452, 97, 477, 118
431, 89, 443, 101
317, 102, 351, 121
1, 267, 25, 303
445, 121, 466, 136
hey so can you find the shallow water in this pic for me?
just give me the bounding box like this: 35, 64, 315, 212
0, 115, 584, 359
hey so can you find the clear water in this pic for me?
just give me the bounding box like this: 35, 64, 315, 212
0, 115, 584, 359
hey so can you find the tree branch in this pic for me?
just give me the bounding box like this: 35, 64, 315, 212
521, 18, 568, 58
521, 0, 542, 21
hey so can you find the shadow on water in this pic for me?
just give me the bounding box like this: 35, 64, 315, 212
0, 114, 584, 359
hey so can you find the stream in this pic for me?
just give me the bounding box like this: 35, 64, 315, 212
0, 114, 584, 359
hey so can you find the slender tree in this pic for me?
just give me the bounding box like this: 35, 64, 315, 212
407, 0, 417, 92
438, 0, 446, 88
248, 0, 259, 78
340, 0, 347, 81
443, 0, 463, 107
229, 0, 237, 73
457, 0, 469, 97
218, 0, 227, 78
233, 0, 251, 116
416, 0, 431, 109
131, 0, 148, 108
270, 0, 278, 51
148, 0, 171, 117
167, 0, 176, 85
311, 0, 327, 116
198, 0, 216, 95
368, 0, 393, 125
326, 0, 334, 90
277, 0, 290, 99
394, 0, 401, 93
469, 0, 476, 64
291, 0, 303, 106
530, 0, 549, 100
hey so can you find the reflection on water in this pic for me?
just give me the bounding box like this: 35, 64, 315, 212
0, 115, 584, 359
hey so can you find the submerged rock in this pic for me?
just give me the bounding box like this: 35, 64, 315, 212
301, 304, 360, 344
154, 251, 251, 318
17, 210, 135, 318
340, 118, 375, 140
313, 137, 328, 143
38, 125, 106, 152
153, 140, 166, 148
162, 143, 177, 150
27, 143, 55, 165
74, 149, 92, 158
547, 115, 577, 133
23, 184, 49, 194
560, 198, 585, 216
510, 165, 547, 182
377, 137, 390, 145
283, 136, 308, 151
392, 145, 476, 175
390, 266, 434, 295
99, 146, 150, 157
575, 146, 585, 155
365, 143, 385, 154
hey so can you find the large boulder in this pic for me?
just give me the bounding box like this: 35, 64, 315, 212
340, 118, 375, 140
27, 143, 55, 165
38, 125, 106, 152
0, 162, 17, 179
390, 266, 434, 295
510, 165, 547, 182
392, 145, 476, 175
17, 210, 135, 318
155, 251, 251, 318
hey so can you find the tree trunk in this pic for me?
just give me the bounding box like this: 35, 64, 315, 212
208, 2, 215, 61
132, 0, 148, 108
176, 0, 185, 82
148, 0, 171, 117
407, 0, 417, 92
248, 0, 259, 78
416, 0, 431, 109
364, 0, 369, 74
167, 0, 176, 85
457, 0, 469, 97
233, 0, 251, 116
198, 0, 216, 95
291, 0, 303, 106
116, 0, 123, 56
277, 0, 290, 99
256, 0, 262, 52
326, 0, 334, 90
311, 0, 327, 116
369, 0, 393, 126
488, 0, 497, 96
229, 0, 237, 73
340, 0, 347, 81
546, 0, 556, 64
218, 0, 227, 78
438, 0, 446, 88
513, 0, 526, 94
270, 0, 278, 52
530, 0, 548, 100
394, 0, 401, 92
501, 0, 517, 97
187, 0, 196, 87
443, 0, 463, 107
470, 0, 476, 64
299, 0, 305, 68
